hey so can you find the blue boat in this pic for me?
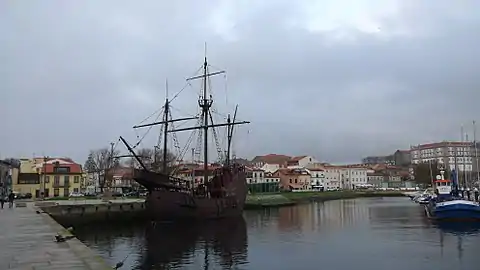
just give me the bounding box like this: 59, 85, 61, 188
425, 169, 480, 221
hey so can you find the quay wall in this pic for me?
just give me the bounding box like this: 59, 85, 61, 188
36, 206, 113, 269
38, 201, 148, 227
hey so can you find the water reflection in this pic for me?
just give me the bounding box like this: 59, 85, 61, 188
76, 217, 248, 269
271, 198, 371, 233
77, 198, 480, 270
435, 222, 480, 235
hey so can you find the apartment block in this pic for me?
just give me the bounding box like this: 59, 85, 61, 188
410, 141, 478, 172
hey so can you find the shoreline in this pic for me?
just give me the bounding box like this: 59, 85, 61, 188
245, 191, 405, 209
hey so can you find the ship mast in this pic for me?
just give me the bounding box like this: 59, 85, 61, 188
162, 80, 169, 172
124, 81, 197, 172
226, 105, 238, 166
200, 57, 211, 184
165, 55, 250, 181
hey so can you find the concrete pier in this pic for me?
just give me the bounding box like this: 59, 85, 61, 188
36, 199, 148, 227
0, 205, 111, 270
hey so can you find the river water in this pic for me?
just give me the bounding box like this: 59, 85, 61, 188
75, 197, 480, 270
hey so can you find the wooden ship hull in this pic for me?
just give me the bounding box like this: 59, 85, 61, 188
133, 165, 248, 220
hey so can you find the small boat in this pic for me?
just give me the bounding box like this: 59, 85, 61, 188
425, 169, 480, 221
412, 189, 433, 203
417, 195, 432, 205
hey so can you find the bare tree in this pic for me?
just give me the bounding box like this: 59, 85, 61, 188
84, 147, 120, 192
125, 147, 176, 173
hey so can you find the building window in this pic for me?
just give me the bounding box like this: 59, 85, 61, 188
64, 176, 70, 185
45, 176, 50, 183
53, 188, 59, 197
73, 188, 79, 193
54, 167, 70, 173
17, 173, 40, 184
54, 176, 60, 186
74, 176, 80, 183
63, 188, 69, 197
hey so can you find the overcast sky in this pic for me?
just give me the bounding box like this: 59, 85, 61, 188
1, 0, 480, 164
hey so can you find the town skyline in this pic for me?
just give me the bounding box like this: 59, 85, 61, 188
2, 135, 479, 166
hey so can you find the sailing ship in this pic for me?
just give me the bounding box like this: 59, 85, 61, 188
119, 55, 250, 220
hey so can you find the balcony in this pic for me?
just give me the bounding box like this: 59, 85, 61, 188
52, 182, 71, 188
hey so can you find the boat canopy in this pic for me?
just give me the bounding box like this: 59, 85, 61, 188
434, 179, 451, 183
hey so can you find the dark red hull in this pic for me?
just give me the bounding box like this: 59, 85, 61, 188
133, 165, 248, 220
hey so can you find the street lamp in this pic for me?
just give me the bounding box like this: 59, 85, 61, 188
41, 156, 49, 199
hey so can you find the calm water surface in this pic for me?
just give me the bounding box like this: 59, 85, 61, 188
75, 197, 480, 270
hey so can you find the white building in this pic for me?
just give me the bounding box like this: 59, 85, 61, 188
307, 168, 326, 190
324, 166, 341, 190
246, 167, 265, 184
264, 172, 280, 184
340, 166, 368, 190
259, 163, 282, 173
410, 141, 474, 172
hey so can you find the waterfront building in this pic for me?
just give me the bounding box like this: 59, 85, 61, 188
410, 141, 476, 171
245, 167, 280, 193
251, 154, 319, 172
106, 166, 136, 193
306, 168, 325, 190
13, 157, 83, 198
274, 168, 311, 191
286, 155, 319, 168
323, 165, 341, 190
366, 164, 412, 188
339, 165, 369, 190
174, 165, 219, 188
251, 154, 291, 173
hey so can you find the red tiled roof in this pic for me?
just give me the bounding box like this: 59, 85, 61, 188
42, 163, 82, 174
251, 154, 291, 165
290, 155, 307, 162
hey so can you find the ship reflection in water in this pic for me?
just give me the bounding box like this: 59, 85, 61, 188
75, 217, 248, 269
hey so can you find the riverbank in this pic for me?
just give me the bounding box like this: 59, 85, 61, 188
245, 191, 404, 208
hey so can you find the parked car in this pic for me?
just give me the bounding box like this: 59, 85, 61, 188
13, 192, 32, 199
112, 192, 123, 197
84, 191, 97, 197
69, 192, 85, 197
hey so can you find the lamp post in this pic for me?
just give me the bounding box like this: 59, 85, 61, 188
41, 156, 48, 199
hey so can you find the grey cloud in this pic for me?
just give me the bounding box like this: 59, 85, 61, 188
1, 0, 480, 164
